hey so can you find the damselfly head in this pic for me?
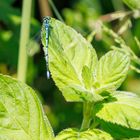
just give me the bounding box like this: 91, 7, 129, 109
43, 16, 51, 24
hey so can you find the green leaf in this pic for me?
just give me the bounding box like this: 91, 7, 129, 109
95, 51, 130, 93
54, 128, 113, 140
82, 66, 94, 89
123, 0, 140, 9
95, 91, 140, 138
123, 138, 140, 140
41, 17, 101, 102
0, 74, 54, 140
95, 120, 140, 139
2, 0, 15, 5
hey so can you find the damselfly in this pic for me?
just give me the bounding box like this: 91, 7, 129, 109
27, 0, 64, 79
27, 17, 51, 79
42, 16, 51, 78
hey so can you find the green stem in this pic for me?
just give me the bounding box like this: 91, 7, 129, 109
48, 0, 64, 22
81, 102, 94, 130
17, 0, 32, 82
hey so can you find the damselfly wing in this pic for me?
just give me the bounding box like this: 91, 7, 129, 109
27, 17, 51, 79
26, 31, 41, 56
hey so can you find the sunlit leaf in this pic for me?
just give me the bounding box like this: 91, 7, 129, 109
82, 66, 94, 89
95, 51, 130, 93
41, 17, 102, 102
0, 74, 54, 140
95, 91, 140, 138
54, 128, 113, 140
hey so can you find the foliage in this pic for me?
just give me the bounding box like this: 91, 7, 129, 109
55, 128, 113, 140
0, 74, 54, 140
1, 16, 140, 139
63, 0, 140, 96
1, 0, 140, 139
41, 17, 140, 139
0, 0, 40, 82
0, 10, 140, 138
63, 0, 101, 35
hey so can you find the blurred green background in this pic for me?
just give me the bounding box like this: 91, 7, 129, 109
0, 0, 140, 134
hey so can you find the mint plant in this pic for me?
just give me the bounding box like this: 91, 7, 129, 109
0, 17, 140, 140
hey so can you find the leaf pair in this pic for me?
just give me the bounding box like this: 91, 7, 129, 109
42, 17, 130, 103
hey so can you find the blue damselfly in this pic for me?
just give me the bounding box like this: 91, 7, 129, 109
42, 16, 51, 78
26, 17, 51, 79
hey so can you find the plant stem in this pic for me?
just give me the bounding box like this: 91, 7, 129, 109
81, 102, 94, 130
38, 0, 52, 18
48, 0, 64, 22
17, 0, 32, 82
